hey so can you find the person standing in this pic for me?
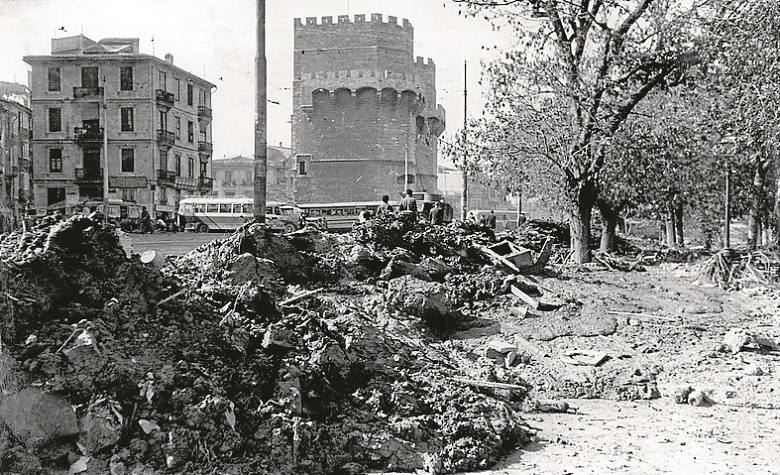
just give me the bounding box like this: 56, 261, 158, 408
488, 210, 497, 229
430, 200, 445, 225
141, 207, 153, 234
399, 189, 418, 218
376, 195, 392, 216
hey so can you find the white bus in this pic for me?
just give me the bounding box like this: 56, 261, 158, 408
177, 197, 303, 233
298, 196, 454, 232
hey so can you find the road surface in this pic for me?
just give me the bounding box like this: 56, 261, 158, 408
128, 231, 228, 256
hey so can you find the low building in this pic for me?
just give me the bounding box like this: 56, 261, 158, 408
0, 81, 33, 225
211, 145, 294, 201
438, 165, 514, 218
24, 35, 216, 218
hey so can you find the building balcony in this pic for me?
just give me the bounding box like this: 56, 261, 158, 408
73, 86, 104, 99
198, 141, 213, 157
197, 106, 212, 125
157, 169, 176, 184
74, 126, 104, 146
157, 130, 175, 150
75, 168, 104, 183
175, 177, 197, 191
198, 176, 214, 193
20, 127, 30, 141
156, 89, 175, 109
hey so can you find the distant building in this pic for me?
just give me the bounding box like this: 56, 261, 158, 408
24, 35, 216, 217
438, 165, 513, 218
0, 81, 33, 223
211, 145, 293, 201
291, 14, 445, 204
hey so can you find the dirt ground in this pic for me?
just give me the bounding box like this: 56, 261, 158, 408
445, 263, 780, 474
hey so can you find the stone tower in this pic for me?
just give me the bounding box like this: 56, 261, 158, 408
292, 13, 446, 203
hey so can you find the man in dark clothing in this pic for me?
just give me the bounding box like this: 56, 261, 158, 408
488, 210, 497, 229
376, 195, 392, 216
141, 207, 153, 234
430, 200, 445, 225
399, 189, 418, 218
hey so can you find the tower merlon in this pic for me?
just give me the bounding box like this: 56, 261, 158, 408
295, 14, 412, 29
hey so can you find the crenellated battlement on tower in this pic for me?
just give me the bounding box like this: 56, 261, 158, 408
295, 68, 431, 83
294, 13, 413, 30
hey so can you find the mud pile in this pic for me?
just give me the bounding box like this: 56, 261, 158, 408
0, 217, 533, 474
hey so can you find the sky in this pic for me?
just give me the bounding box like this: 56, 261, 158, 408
0, 0, 515, 162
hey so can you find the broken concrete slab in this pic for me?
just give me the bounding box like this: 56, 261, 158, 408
0, 388, 79, 445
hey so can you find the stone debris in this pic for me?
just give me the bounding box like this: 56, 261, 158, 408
720, 328, 780, 354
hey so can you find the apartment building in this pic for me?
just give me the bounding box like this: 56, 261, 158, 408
211, 145, 294, 201
24, 35, 215, 217
0, 81, 33, 224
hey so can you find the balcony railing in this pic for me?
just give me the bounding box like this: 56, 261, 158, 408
198, 176, 214, 193
176, 177, 197, 191
157, 129, 175, 149
156, 89, 175, 107
73, 86, 104, 99
74, 126, 104, 145
75, 168, 104, 183
157, 169, 176, 184
198, 141, 213, 156
197, 106, 212, 123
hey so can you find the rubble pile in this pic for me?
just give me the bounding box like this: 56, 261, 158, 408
0, 216, 535, 474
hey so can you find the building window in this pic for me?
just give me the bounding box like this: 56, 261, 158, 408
187, 83, 193, 106
199, 161, 207, 178
120, 66, 133, 91
47, 67, 61, 91
121, 148, 135, 173
175, 153, 181, 176
49, 148, 63, 172
120, 107, 134, 132
296, 155, 311, 175
159, 70, 167, 91
81, 66, 98, 89
159, 187, 167, 204
160, 150, 168, 170
298, 161, 307, 175
187, 121, 194, 142
48, 108, 62, 132
159, 110, 168, 131
397, 174, 415, 185
174, 78, 180, 101
187, 157, 194, 178
175, 116, 181, 138
121, 188, 136, 202
198, 88, 206, 106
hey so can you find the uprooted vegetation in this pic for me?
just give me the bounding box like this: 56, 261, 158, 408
0, 214, 537, 474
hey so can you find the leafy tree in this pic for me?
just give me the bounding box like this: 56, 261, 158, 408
450, 0, 703, 262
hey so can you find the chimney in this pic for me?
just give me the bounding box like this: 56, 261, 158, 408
164, 53, 174, 64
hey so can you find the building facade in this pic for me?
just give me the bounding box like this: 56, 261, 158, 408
0, 82, 33, 224
24, 35, 215, 217
291, 14, 445, 203
211, 145, 293, 201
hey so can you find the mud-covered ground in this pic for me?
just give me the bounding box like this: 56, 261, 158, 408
412, 264, 780, 474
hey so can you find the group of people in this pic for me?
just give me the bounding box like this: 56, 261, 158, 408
468, 210, 497, 229
374, 189, 447, 225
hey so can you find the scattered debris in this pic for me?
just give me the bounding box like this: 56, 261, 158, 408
720, 328, 780, 354
687, 389, 714, 407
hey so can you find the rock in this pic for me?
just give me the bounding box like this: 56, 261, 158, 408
0, 388, 79, 444
745, 364, 764, 376
683, 303, 723, 314
722, 328, 751, 354
262, 323, 297, 351
385, 276, 460, 330
672, 385, 693, 404
486, 339, 516, 354
229, 253, 282, 292
419, 257, 454, 280
79, 405, 122, 454
687, 389, 713, 407
505, 351, 518, 368
380, 258, 431, 281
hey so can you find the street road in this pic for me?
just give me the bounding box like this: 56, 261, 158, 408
128, 231, 228, 256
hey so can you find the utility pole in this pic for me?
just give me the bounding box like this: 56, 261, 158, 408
461, 60, 468, 221
253, 0, 268, 222
102, 68, 109, 224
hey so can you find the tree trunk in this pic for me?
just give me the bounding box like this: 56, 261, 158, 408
674, 202, 684, 247
597, 201, 619, 253
775, 153, 780, 246
568, 180, 597, 264
747, 164, 766, 250
665, 206, 676, 248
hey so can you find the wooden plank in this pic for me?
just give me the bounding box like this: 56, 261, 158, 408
280, 288, 323, 306
510, 284, 540, 310
451, 377, 526, 391
480, 245, 521, 273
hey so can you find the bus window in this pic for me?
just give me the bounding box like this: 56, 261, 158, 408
219, 204, 232, 214
272, 206, 281, 215
183, 204, 193, 214
242, 204, 254, 214
333, 209, 343, 216
194, 204, 205, 213
207, 204, 219, 213
232, 204, 243, 214
309, 209, 321, 217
